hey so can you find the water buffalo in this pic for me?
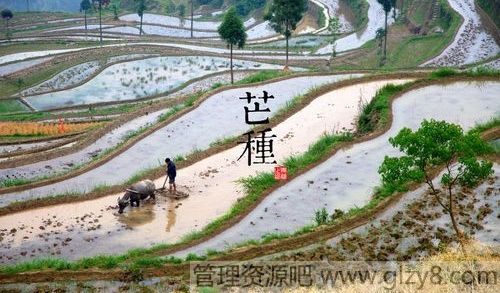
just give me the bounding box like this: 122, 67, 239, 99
118, 179, 156, 214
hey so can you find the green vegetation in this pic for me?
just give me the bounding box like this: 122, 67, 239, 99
327, 16, 341, 59
476, 0, 500, 28
377, 0, 394, 62
1, 9, 13, 40
284, 132, 353, 174
80, 0, 91, 37
265, 0, 309, 67
314, 207, 329, 225
470, 117, 500, 134
0, 99, 29, 113
344, 0, 369, 29
235, 0, 265, 16
218, 7, 247, 84
429, 67, 500, 78
0, 130, 353, 274
0, 252, 184, 275
2, 72, 498, 274
332, 0, 461, 69
0, 177, 33, 188
136, 0, 146, 35
406, 0, 432, 26
357, 83, 408, 133
358, 68, 500, 134
208, 135, 238, 148
317, 7, 326, 28
384, 0, 460, 68
0, 103, 141, 122
379, 120, 494, 248
235, 70, 289, 85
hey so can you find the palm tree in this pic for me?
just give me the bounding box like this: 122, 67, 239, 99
80, 0, 91, 39
1, 9, 13, 41
377, 0, 393, 62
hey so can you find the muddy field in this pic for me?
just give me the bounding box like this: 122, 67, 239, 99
171, 81, 500, 258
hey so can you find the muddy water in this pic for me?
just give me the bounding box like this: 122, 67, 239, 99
0, 109, 168, 181
326, 164, 499, 250
24, 56, 290, 110
0, 78, 411, 264
0, 42, 328, 68
172, 81, 500, 257
0, 138, 70, 154
0, 57, 53, 77
0, 75, 359, 211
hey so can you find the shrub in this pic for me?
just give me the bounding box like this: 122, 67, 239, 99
314, 208, 329, 226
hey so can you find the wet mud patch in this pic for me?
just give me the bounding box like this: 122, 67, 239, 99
0, 195, 180, 265
275, 168, 499, 262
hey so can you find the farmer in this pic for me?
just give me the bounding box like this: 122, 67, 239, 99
165, 158, 177, 194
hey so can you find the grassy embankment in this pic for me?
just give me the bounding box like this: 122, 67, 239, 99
344, 0, 370, 30
476, 0, 500, 29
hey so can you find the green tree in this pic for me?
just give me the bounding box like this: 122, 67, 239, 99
218, 7, 247, 84
164, 0, 176, 14
178, 4, 186, 27
1, 9, 13, 41
135, 0, 146, 35
80, 0, 92, 39
265, 0, 308, 69
377, 0, 393, 63
327, 16, 340, 61
92, 0, 110, 45
375, 27, 385, 65
379, 120, 493, 250
390, 0, 397, 20
110, 0, 121, 20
